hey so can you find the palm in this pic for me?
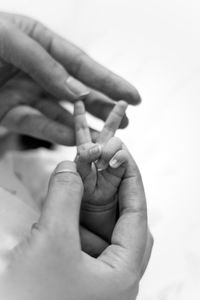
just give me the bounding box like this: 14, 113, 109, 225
74, 101, 127, 206
86, 168, 120, 203
80, 142, 124, 205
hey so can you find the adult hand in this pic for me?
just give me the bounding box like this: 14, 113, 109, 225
0, 159, 152, 300
0, 74, 96, 145
0, 12, 141, 144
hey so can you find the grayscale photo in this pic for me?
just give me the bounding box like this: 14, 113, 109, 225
0, 0, 199, 299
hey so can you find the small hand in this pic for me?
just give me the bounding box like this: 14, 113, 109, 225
74, 100, 132, 242
74, 100, 128, 205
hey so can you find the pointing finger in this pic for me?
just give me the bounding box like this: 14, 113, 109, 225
97, 101, 128, 144
74, 101, 91, 147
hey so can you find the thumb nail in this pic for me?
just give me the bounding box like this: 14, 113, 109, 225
66, 77, 90, 100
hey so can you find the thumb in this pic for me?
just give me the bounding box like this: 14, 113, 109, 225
36, 161, 83, 247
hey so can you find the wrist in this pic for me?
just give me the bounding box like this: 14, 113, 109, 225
81, 196, 117, 213
80, 197, 118, 242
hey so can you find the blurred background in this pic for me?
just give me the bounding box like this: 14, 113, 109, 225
1, 0, 200, 299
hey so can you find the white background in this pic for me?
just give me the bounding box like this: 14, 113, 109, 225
1, 0, 200, 299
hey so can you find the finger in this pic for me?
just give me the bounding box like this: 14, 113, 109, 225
97, 100, 128, 144
31, 22, 141, 104
36, 161, 83, 249
0, 20, 89, 100
109, 149, 130, 169
98, 156, 148, 275
90, 129, 100, 143
80, 226, 108, 258
33, 98, 74, 128
1, 105, 75, 146
0, 62, 19, 86
76, 144, 101, 180
84, 90, 129, 129
30, 97, 100, 144
74, 101, 91, 146
96, 136, 122, 171
77, 144, 102, 164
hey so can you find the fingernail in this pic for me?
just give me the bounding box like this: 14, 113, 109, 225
66, 77, 90, 99
89, 144, 101, 156
96, 159, 107, 171
109, 158, 119, 168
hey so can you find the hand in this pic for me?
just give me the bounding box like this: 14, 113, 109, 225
0, 161, 152, 300
74, 100, 129, 241
0, 12, 141, 144
0, 74, 97, 145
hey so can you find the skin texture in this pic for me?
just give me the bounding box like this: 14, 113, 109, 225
74, 100, 129, 242
0, 160, 153, 300
74, 101, 153, 272
0, 12, 141, 145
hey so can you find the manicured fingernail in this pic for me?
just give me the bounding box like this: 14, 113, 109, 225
109, 158, 120, 168
66, 77, 90, 99
96, 159, 107, 171
89, 144, 101, 156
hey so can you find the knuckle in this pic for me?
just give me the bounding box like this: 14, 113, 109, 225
112, 136, 122, 145
102, 137, 123, 158
69, 50, 87, 75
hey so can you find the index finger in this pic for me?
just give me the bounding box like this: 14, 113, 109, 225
74, 101, 91, 147
98, 154, 148, 274
97, 100, 128, 144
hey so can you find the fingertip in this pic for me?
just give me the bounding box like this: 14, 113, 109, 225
54, 160, 78, 174
74, 100, 85, 115
109, 158, 119, 168
66, 76, 90, 100
118, 100, 128, 109
127, 88, 142, 105
119, 114, 129, 129
51, 161, 82, 186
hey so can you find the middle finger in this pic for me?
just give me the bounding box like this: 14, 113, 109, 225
97, 100, 128, 144
74, 100, 91, 147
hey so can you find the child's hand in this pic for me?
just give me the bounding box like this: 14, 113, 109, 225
74, 100, 129, 242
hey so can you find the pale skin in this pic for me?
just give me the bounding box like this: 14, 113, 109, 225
0, 12, 141, 145
74, 101, 153, 273
74, 100, 130, 242
0, 159, 152, 300
0, 103, 153, 300
0, 11, 154, 299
